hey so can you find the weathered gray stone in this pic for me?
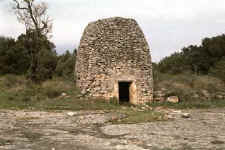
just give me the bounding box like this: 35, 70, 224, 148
1, 109, 225, 150
75, 17, 153, 104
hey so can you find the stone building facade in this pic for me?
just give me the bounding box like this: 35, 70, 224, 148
75, 17, 153, 104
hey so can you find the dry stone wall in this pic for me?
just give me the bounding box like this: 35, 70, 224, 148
75, 17, 153, 104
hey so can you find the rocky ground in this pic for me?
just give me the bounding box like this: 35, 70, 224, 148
0, 108, 225, 150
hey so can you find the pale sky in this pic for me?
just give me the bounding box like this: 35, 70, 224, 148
1, 0, 225, 62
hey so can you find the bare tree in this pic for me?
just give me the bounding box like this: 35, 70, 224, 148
12, 0, 53, 83
13, 0, 52, 36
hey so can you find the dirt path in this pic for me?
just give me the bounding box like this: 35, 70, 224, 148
0, 109, 225, 150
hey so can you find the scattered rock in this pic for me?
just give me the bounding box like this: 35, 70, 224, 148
216, 95, 224, 99
201, 90, 210, 99
166, 96, 179, 103
164, 114, 175, 120
181, 113, 191, 119
172, 110, 182, 114
67, 112, 76, 116
1, 109, 225, 149
192, 93, 199, 99
141, 107, 146, 110
61, 93, 67, 97
170, 110, 191, 119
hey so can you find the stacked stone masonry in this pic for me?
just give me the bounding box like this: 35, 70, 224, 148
75, 17, 153, 104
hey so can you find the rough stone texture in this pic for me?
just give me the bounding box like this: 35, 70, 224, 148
167, 96, 179, 103
75, 17, 153, 104
1, 109, 225, 150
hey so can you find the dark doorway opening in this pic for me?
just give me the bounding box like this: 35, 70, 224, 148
119, 82, 131, 103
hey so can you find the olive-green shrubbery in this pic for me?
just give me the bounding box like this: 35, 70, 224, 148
0, 36, 76, 82
55, 50, 76, 80
158, 34, 225, 77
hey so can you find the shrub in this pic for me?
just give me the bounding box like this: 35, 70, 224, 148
154, 71, 225, 102
209, 57, 225, 83
55, 50, 76, 80
44, 88, 61, 98
2, 74, 26, 88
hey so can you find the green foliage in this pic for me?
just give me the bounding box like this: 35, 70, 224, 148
0, 35, 76, 82
202, 35, 225, 58
182, 45, 211, 74
12, 0, 54, 83
0, 34, 58, 82
0, 76, 120, 111
42, 81, 64, 98
115, 110, 164, 124
154, 70, 225, 103
55, 50, 76, 80
158, 34, 225, 75
2, 74, 24, 88
0, 36, 30, 74
19, 31, 57, 83
158, 52, 190, 74
209, 57, 225, 82
36, 47, 58, 80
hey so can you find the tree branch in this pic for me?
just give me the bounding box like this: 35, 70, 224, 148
13, 0, 27, 10
26, 0, 39, 33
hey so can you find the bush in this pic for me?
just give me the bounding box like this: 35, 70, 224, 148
157, 34, 225, 75
41, 78, 76, 98
44, 88, 61, 98
154, 72, 225, 102
34, 49, 58, 81
0, 36, 30, 75
55, 50, 76, 80
0, 34, 58, 83
209, 57, 225, 83
2, 74, 26, 88
158, 52, 190, 74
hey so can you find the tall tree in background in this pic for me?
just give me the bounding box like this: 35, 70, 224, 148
12, 0, 53, 83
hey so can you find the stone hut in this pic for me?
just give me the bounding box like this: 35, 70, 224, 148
75, 17, 153, 105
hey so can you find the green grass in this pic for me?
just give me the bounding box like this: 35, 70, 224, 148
113, 110, 165, 124
0, 75, 166, 124
153, 72, 225, 108
148, 99, 225, 109
0, 75, 116, 110
0, 83, 119, 111
1, 74, 225, 124
0, 138, 13, 146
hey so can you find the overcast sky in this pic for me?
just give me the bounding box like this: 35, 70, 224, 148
1, 0, 225, 62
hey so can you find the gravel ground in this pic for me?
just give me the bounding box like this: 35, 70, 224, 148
0, 109, 225, 150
